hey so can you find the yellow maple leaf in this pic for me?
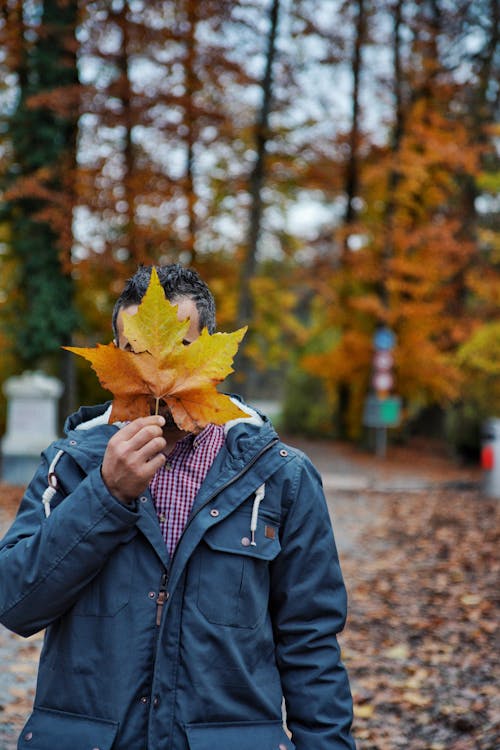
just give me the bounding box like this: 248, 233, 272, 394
65, 268, 248, 432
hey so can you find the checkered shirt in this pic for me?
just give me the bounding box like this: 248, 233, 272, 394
149, 423, 225, 554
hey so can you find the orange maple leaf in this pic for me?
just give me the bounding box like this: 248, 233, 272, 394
65, 268, 248, 432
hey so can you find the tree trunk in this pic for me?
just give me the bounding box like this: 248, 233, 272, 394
380, 0, 405, 310
338, 0, 367, 437
343, 0, 366, 232
184, 0, 198, 263
235, 0, 280, 398
237, 0, 280, 331
115, 2, 139, 267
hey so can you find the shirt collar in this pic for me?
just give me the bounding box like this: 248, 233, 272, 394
170, 423, 223, 454
193, 422, 224, 449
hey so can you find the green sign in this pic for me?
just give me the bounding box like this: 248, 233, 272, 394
363, 395, 402, 428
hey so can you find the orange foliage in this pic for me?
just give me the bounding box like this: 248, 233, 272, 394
303, 45, 485, 436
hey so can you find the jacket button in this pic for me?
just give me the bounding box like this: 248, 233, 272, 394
279, 449, 288, 457
210, 508, 219, 517
241, 537, 251, 547
139, 695, 148, 704
140, 496, 148, 503
24, 733, 33, 742
148, 591, 156, 599
153, 695, 160, 708
69, 440, 77, 446
279, 745, 288, 750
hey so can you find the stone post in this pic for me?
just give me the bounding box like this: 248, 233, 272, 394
1, 371, 63, 485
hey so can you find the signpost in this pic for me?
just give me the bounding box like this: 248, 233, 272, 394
363, 327, 401, 457
373, 327, 396, 351
363, 395, 402, 428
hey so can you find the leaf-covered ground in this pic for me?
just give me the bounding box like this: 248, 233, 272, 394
0, 473, 498, 749
0, 486, 44, 750
339, 488, 499, 750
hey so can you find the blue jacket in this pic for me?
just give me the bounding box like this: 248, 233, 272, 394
0, 402, 355, 750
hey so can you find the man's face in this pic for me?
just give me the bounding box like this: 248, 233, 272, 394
116, 296, 201, 426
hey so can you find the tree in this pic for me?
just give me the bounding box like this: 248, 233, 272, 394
1, 0, 496, 445
232, 0, 280, 396
236, 0, 280, 329
74, 0, 247, 339
1, 0, 80, 385
302, 0, 484, 438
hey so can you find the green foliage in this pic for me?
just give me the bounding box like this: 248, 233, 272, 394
281, 366, 336, 438
1, 0, 79, 369
10, 221, 79, 363
455, 322, 500, 415
445, 322, 500, 459
445, 403, 483, 461
477, 170, 500, 193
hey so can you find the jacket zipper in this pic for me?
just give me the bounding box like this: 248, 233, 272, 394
154, 436, 279, 626
156, 571, 169, 626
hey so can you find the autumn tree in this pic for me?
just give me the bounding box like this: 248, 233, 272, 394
74, 0, 256, 340
74, 0, 309, 401
1, 0, 496, 444
236, 0, 280, 329
300, 0, 486, 438
0, 0, 80, 393
230, 0, 281, 396
446, 0, 500, 450
279, 0, 378, 436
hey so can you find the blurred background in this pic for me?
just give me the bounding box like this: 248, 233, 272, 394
0, 0, 498, 459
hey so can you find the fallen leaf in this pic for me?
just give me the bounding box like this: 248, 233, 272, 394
383, 644, 410, 660
65, 268, 248, 431
402, 691, 431, 707
354, 703, 376, 718
460, 594, 482, 606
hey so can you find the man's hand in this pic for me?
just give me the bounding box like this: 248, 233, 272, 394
102, 415, 167, 504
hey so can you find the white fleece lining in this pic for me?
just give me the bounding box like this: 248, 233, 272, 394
224, 397, 264, 433
75, 405, 113, 430
75, 398, 263, 433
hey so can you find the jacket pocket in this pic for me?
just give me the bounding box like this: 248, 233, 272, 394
18, 707, 118, 749
196, 512, 280, 628
185, 720, 295, 750
72, 540, 136, 617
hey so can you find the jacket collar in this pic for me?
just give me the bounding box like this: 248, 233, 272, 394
63, 397, 275, 459
64, 402, 113, 433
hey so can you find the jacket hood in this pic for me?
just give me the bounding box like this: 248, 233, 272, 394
64, 402, 114, 433
63, 397, 278, 465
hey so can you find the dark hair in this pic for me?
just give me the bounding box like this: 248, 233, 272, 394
112, 264, 216, 339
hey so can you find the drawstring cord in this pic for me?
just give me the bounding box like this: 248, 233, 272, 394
41, 449, 64, 518
250, 483, 265, 546
40, 452, 266, 537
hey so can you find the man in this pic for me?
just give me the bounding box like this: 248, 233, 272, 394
0, 264, 356, 750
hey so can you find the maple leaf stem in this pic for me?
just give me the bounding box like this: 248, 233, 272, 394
154, 397, 160, 416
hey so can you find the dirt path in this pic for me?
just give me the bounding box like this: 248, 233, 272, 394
0, 499, 43, 750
